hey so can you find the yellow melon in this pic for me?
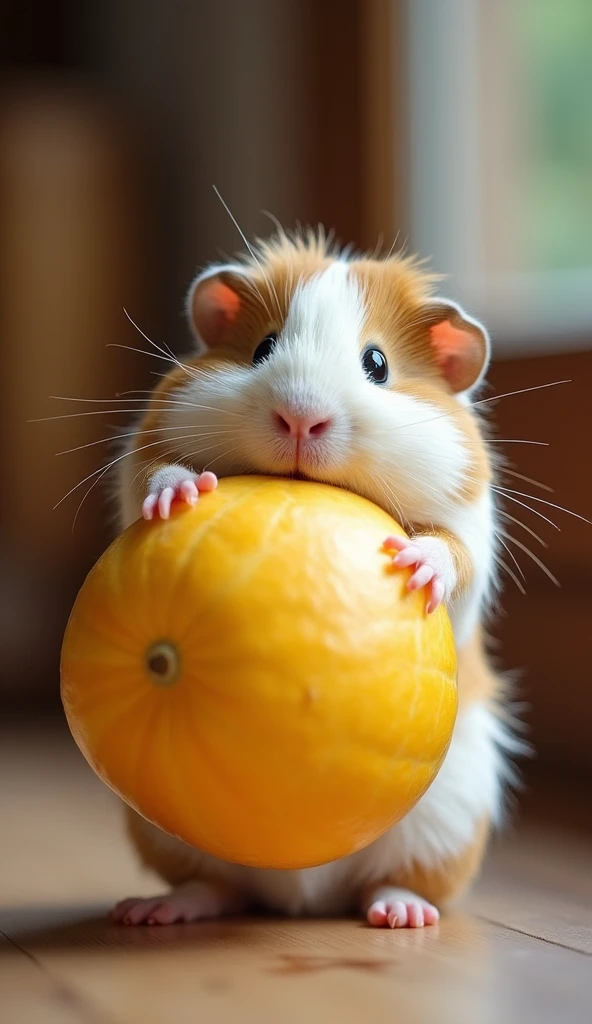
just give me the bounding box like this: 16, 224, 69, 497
61, 476, 457, 869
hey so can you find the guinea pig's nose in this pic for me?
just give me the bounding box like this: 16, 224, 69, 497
273, 411, 332, 439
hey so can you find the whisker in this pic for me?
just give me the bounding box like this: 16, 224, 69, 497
31, 400, 243, 422
368, 470, 407, 528
106, 342, 196, 379
213, 185, 282, 322
201, 442, 244, 472
398, 380, 570, 433
496, 508, 547, 548
491, 487, 560, 530
130, 447, 186, 490
496, 534, 526, 582
122, 308, 196, 377
56, 425, 239, 456
32, 409, 156, 423
501, 468, 553, 493
55, 433, 218, 509
494, 553, 526, 595
494, 487, 591, 526
186, 438, 240, 460
370, 426, 549, 447
71, 459, 115, 533
116, 389, 169, 398
79, 430, 243, 524
47, 394, 157, 405
478, 439, 549, 446
499, 529, 560, 587
46, 392, 241, 414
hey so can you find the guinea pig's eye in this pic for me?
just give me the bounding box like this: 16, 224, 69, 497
252, 333, 278, 365
362, 345, 389, 384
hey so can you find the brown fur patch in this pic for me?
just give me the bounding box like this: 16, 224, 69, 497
360, 815, 490, 909
195, 234, 335, 361
123, 359, 234, 509
456, 627, 503, 706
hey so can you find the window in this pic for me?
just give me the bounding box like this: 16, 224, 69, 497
405, 0, 592, 354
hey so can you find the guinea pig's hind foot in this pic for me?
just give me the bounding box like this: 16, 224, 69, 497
110, 879, 247, 926
363, 886, 440, 929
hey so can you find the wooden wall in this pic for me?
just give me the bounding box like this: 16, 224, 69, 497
488, 351, 592, 776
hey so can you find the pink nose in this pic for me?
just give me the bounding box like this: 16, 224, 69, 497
273, 411, 331, 439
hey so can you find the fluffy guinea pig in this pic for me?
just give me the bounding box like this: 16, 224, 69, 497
112, 230, 521, 930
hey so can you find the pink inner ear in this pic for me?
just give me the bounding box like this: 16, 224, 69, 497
208, 281, 241, 322
429, 320, 469, 364
202, 280, 239, 327
194, 279, 242, 346
429, 319, 480, 392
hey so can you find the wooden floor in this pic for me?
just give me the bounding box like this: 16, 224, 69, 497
1, 722, 591, 1024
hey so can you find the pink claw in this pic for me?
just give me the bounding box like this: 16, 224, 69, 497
407, 564, 435, 591
157, 486, 175, 520
142, 493, 159, 520
392, 545, 423, 568
387, 901, 408, 928
427, 578, 445, 613
179, 479, 199, 505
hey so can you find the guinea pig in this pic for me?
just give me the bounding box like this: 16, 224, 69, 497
112, 229, 521, 929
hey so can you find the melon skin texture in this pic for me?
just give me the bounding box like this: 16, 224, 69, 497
61, 476, 458, 870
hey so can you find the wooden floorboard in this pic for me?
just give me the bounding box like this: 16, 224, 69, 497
1, 721, 591, 1023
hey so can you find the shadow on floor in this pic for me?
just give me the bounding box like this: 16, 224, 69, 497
0, 903, 257, 953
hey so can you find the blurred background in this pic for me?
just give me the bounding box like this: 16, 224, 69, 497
1, 0, 591, 784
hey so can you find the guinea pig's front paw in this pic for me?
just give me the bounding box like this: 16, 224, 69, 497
142, 466, 218, 521
384, 534, 456, 613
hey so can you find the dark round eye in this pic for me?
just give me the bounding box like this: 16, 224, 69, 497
362, 345, 389, 384
252, 333, 278, 365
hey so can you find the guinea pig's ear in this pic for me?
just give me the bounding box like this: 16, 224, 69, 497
186, 264, 246, 350
422, 298, 490, 394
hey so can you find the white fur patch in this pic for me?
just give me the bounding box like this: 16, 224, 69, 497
445, 490, 497, 644
284, 261, 365, 358
146, 465, 198, 494
257, 263, 366, 426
